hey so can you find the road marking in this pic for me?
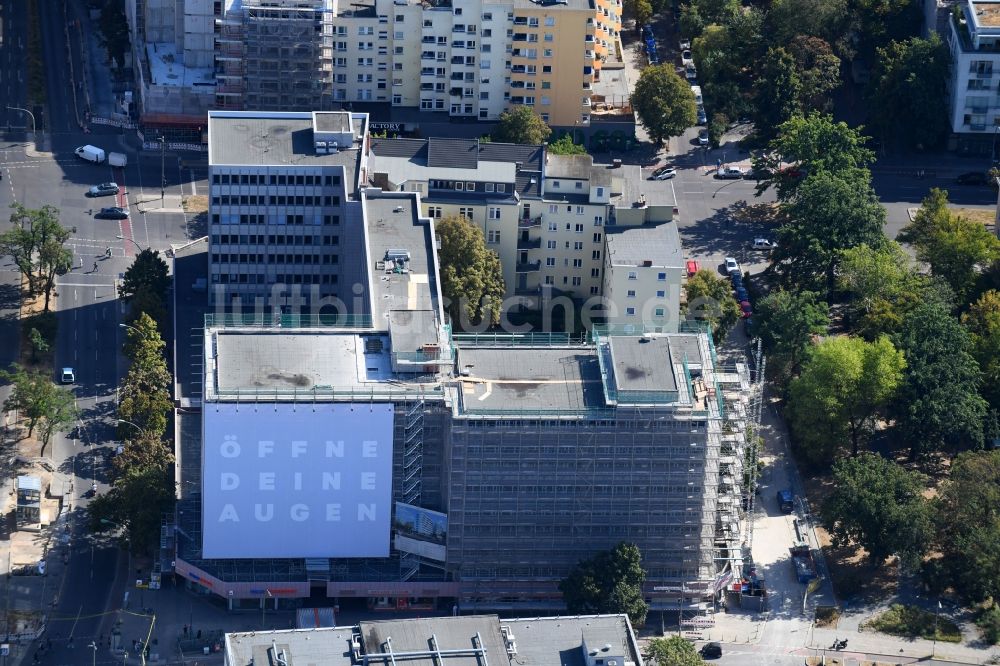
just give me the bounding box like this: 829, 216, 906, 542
56, 281, 116, 287
68, 604, 83, 639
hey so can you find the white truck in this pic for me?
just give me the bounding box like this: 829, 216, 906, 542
108, 152, 127, 167
75, 145, 106, 163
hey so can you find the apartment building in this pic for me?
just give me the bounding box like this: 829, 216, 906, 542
947, 0, 1000, 152
206, 110, 370, 308
603, 223, 684, 332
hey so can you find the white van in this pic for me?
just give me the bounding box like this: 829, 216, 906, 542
690, 85, 703, 105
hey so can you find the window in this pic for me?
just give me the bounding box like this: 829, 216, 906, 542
489, 207, 501, 219
548, 222, 558, 231
459, 206, 475, 220
544, 48, 553, 57
627, 289, 636, 298
656, 290, 666, 298
575, 205, 584, 214
626, 307, 636, 316
657, 272, 667, 280
572, 259, 583, 268
427, 206, 442, 218
547, 240, 557, 249
593, 232, 602, 243
573, 241, 583, 250
628, 271, 638, 280
575, 223, 584, 232
392, 94, 402, 104
592, 250, 601, 260
590, 286, 600, 295
544, 16, 555, 25
497, 184, 505, 193
541, 95, 550, 105
591, 268, 601, 277
594, 215, 603, 226
546, 276, 555, 285
596, 186, 604, 197
487, 230, 501, 243
546, 257, 556, 266
572, 276, 582, 286
466, 181, 475, 190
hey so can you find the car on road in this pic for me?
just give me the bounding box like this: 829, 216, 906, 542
716, 166, 744, 179
696, 108, 707, 125
87, 182, 119, 197
724, 257, 740, 274
957, 171, 990, 186
650, 166, 677, 180
681, 49, 693, 67
699, 642, 722, 659
686, 260, 700, 277
777, 489, 795, 513
685, 65, 698, 81
697, 129, 709, 145
95, 207, 128, 220
752, 237, 776, 249
60, 367, 75, 384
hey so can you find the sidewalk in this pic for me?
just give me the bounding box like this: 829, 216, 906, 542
810, 625, 998, 665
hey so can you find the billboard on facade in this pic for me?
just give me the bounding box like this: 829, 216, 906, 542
393, 502, 447, 562
202, 403, 394, 559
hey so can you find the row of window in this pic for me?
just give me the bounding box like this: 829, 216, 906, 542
212, 195, 340, 207
627, 271, 671, 280
211, 234, 339, 246
212, 273, 338, 285
211, 253, 339, 265
211, 214, 341, 226
212, 174, 340, 186
428, 180, 508, 194
456, 419, 706, 430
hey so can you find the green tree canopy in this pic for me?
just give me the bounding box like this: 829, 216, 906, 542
867, 35, 950, 150
645, 636, 705, 666
932, 450, 1000, 603
119, 313, 173, 439
753, 289, 829, 380
0, 203, 72, 311
631, 65, 698, 145
788, 335, 904, 465
752, 113, 875, 201
788, 36, 842, 111
436, 215, 505, 330
88, 436, 174, 555
963, 289, 1000, 408
559, 542, 648, 627
821, 452, 932, 568
684, 269, 742, 342
0, 365, 78, 454
547, 134, 588, 156
752, 48, 802, 139
773, 170, 886, 296
899, 189, 1000, 305
893, 302, 987, 459
119, 248, 170, 305
492, 106, 552, 145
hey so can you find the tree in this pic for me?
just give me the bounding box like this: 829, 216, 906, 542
559, 543, 649, 626
899, 189, 1000, 304
752, 114, 875, 201
868, 35, 950, 150
548, 134, 588, 156
119, 248, 170, 305
821, 453, 932, 568
774, 170, 886, 296
98, 0, 131, 69
893, 302, 987, 459
435, 215, 505, 330
933, 450, 1000, 603
764, 0, 848, 48
752, 289, 829, 379
787, 336, 904, 465
88, 436, 174, 555
28, 328, 49, 364
0, 204, 72, 311
118, 313, 173, 439
684, 269, 741, 342
631, 65, 698, 145
678, 3, 705, 39
492, 106, 552, 145
633, 0, 653, 26
788, 36, 842, 111
752, 48, 802, 140
963, 290, 1000, 408
0, 365, 78, 454
645, 637, 705, 666
707, 113, 728, 148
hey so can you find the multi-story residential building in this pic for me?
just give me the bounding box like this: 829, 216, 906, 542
206, 110, 369, 308
126, 0, 622, 131
603, 223, 684, 332
947, 0, 1000, 152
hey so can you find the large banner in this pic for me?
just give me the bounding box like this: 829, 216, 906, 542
393, 502, 447, 562
202, 403, 394, 558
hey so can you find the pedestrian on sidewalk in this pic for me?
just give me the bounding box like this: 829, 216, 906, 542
92, 261, 98, 272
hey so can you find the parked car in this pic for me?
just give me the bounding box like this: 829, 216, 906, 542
60, 367, 75, 384
700, 642, 722, 659
87, 182, 119, 197
724, 257, 740, 274
651, 165, 677, 180
685, 65, 698, 81
716, 166, 744, 179
752, 237, 776, 249
697, 108, 707, 125
957, 171, 990, 186
697, 129, 709, 146
681, 49, 693, 67
686, 260, 700, 277
777, 489, 795, 513
740, 302, 753, 318
95, 207, 128, 220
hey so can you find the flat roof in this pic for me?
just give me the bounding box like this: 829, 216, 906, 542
224, 615, 641, 666
614, 165, 677, 208
607, 337, 677, 393
605, 222, 683, 268
972, 0, 1000, 27
455, 346, 605, 412
208, 111, 364, 178
145, 43, 214, 87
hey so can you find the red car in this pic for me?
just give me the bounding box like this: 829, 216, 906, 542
686, 260, 700, 277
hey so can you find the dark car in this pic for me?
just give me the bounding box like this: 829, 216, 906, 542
700, 642, 722, 659
95, 206, 128, 220
777, 489, 794, 513
957, 171, 990, 186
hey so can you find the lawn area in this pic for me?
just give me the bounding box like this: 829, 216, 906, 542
861, 604, 962, 643
952, 207, 995, 228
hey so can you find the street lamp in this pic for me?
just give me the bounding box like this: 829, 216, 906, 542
158, 135, 166, 205
88, 641, 97, 666
100, 518, 132, 604
116, 418, 146, 436
115, 235, 146, 253
5, 106, 36, 134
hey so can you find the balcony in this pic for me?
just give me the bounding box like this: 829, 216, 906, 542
515, 260, 541, 272
450, 87, 463, 96
511, 65, 526, 74
518, 216, 541, 228
516, 236, 541, 249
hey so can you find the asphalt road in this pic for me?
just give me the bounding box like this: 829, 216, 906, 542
0, 0, 28, 131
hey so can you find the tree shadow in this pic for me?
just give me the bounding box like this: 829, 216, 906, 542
185, 210, 207, 240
